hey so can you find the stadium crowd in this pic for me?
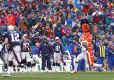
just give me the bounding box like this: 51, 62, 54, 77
0, 0, 113, 73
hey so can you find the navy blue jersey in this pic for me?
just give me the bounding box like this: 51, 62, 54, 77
39, 42, 52, 55
21, 40, 31, 52
54, 42, 63, 53
5, 31, 22, 47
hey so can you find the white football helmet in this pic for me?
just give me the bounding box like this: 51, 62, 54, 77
7, 25, 15, 31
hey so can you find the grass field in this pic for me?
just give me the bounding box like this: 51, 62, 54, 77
0, 72, 114, 80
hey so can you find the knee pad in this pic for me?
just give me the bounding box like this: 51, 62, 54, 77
27, 62, 31, 67
56, 63, 60, 66
13, 65, 15, 68
63, 62, 66, 66
53, 63, 56, 66
58, 63, 60, 66
31, 63, 36, 67
4, 64, 8, 69
13, 65, 16, 72
9, 61, 13, 67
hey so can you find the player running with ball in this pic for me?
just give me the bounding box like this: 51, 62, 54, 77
73, 40, 103, 73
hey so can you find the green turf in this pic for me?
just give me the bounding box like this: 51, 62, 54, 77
0, 72, 114, 80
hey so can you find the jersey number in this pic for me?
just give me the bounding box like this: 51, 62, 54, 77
23, 43, 29, 48
11, 33, 19, 41
55, 46, 60, 51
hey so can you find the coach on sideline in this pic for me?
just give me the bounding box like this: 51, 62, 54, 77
39, 37, 52, 72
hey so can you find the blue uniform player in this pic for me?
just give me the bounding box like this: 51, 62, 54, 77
53, 37, 63, 72
0, 35, 10, 73
21, 34, 32, 72
4, 25, 22, 73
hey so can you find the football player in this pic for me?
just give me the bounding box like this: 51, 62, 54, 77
63, 50, 72, 72
4, 25, 22, 73
74, 40, 103, 73
21, 34, 32, 72
53, 37, 63, 72
0, 35, 11, 76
